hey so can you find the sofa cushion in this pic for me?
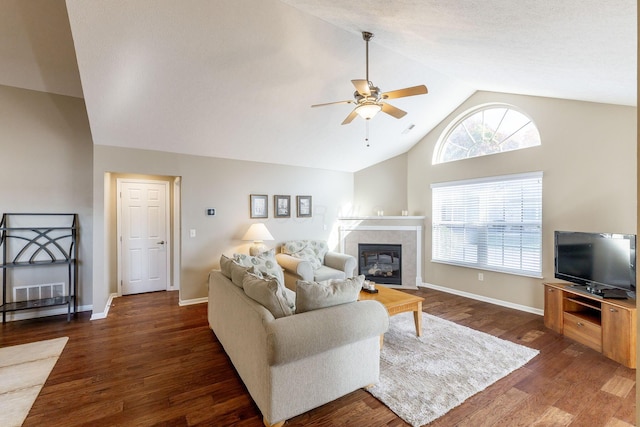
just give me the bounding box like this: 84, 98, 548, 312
295, 275, 364, 313
243, 269, 295, 318
233, 250, 285, 287
220, 254, 234, 279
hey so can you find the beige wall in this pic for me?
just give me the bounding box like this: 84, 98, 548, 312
352, 154, 408, 216
0, 84, 94, 308
93, 145, 354, 312
356, 91, 637, 311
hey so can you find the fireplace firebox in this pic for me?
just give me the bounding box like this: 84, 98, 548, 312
358, 244, 402, 285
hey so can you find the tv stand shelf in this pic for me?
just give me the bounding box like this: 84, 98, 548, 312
543, 283, 636, 368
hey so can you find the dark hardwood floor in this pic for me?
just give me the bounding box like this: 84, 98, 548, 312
1, 287, 635, 426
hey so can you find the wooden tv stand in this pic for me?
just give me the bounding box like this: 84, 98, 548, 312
543, 283, 636, 368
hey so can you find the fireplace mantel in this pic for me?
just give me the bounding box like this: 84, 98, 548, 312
338, 216, 426, 220
338, 217, 424, 289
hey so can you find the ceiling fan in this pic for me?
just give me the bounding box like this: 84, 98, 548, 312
312, 31, 428, 125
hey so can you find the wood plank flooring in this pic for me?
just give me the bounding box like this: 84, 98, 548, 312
1, 287, 635, 426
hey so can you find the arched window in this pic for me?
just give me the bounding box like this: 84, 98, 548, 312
433, 104, 541, 164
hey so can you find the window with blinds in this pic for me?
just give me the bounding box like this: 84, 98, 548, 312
431, 172, 543, 277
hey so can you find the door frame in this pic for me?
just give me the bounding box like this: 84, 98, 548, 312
116, 178, 172, 296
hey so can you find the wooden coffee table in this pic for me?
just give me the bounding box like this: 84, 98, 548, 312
359, 285, 425, 346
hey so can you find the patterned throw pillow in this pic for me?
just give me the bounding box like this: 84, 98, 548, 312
233, 250, 285, 287
281, 240, 328, 270
307, 240, 329, 262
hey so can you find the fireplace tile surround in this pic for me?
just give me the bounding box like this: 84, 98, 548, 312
339, 216, 425, 289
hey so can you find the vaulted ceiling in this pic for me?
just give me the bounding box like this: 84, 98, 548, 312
2, 0, 636, 172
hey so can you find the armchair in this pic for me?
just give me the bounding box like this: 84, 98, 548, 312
275, 240, 357, 291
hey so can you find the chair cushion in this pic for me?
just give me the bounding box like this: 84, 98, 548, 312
295, 275, 364, 313
313, 265, 346, 282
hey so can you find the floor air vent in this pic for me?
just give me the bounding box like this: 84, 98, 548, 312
13, 283, 65, 302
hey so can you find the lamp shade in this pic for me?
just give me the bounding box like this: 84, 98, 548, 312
242, 223, 274, 242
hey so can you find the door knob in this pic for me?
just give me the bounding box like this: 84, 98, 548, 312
157, 240, 165, 245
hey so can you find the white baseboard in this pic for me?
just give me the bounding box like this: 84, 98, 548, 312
2, 304, 93, 322
421, 282, 544, 316
179, 296, 207, 306
90, 293, 119, 320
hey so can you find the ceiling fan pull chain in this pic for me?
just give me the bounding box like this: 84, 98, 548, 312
365, 120, 370, 147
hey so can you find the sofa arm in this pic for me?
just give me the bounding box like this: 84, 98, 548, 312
275, 253, 314, 281
265, 300, 389, 366
324, 251, 357, 277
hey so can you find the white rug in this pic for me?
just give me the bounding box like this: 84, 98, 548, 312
368, 312, 538, 427
0, 337, 68, 427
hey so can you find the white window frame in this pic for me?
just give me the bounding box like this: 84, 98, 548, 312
431, 172, 543, 277
432, 103, 541, 165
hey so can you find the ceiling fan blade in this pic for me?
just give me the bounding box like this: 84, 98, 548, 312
351, 79, 371, 96
381, 102, 407, 119
381, 85, 428, 100
311, 100, 354, 108
341, 109, 359, 125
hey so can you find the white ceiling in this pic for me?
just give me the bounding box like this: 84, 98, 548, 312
2, 0, 636, 172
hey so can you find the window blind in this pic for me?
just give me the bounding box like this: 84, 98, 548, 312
431, 172, 543, 277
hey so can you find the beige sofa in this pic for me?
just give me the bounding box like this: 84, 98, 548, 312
207, 269, 389, 427
275, 240, 357, 291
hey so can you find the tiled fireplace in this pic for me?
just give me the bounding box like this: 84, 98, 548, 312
339, 216, 424, 289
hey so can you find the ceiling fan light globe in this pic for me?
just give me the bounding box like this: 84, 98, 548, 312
355, 103, 382, 120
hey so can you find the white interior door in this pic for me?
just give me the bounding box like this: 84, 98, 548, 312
118, 180, 170, 295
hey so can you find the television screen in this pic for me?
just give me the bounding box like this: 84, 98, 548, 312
554, 231, 636, 295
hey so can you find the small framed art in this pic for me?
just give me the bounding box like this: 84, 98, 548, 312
274, 195, 291, 218
250, 194, 268, 218
297, 195, 312, 217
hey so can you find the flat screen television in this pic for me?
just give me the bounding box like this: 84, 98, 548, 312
554, 231, 636, 298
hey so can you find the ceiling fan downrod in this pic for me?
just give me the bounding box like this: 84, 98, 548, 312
362, 31, 373, 83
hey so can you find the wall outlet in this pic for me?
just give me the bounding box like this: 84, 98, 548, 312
478, 273, 484, 281
206, 208, 216, 216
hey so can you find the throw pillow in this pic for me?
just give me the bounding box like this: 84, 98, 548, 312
295, 275, 364, 313
291, 247, 322, 270
242, 269, 295, 318
233, 251, 285, 287
281, 240, 323, 270
229, 261, 250, 288
220, 254, 233, 279
308, 240, 329, 263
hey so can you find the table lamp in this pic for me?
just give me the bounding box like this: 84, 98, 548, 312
242, 223, 274, 256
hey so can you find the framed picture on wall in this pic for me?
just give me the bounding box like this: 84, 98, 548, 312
297, 195, 312, 217
274, 195, 291, 218
250, 194, 268, 218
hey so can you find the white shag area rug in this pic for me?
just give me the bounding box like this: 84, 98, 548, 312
0, 337, 68, 427
368, 312, 538, 427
